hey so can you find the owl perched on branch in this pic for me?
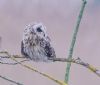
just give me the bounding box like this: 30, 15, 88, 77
21, 22, 56, 62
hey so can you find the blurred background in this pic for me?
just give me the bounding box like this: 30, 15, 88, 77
0, 0, 100, 85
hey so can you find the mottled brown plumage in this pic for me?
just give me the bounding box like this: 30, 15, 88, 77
21, 22, 56, 62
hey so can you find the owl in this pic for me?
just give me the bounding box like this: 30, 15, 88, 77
21, 22, 56, 62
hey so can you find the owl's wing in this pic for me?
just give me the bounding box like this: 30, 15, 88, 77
21, 41, 29, 58
39, 38, 56, 59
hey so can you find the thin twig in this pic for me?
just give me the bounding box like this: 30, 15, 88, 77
0, 59, 30, 65
52, 58, 100, 77
65, 0, 87, 83
1, 51, 67, 85
0, 51, 100, 77
0, 55, 25, 58
0, 75, 23, 85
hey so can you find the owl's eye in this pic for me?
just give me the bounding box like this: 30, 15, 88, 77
37, 27, 42, 32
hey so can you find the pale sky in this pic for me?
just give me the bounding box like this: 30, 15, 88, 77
0, 0, 100, 85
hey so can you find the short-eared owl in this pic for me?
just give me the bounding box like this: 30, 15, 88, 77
21, 22, 56, 62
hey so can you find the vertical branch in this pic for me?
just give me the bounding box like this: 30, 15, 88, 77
64, 0, 87, 83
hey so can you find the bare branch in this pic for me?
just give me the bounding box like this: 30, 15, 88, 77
0, 51, 100, 77
0, 59, 30, 65
0, 75, 23, 85
0, 51, 30, 65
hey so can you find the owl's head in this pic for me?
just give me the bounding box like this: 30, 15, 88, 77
33, 22, 47, 37
25, 22, 50, 41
